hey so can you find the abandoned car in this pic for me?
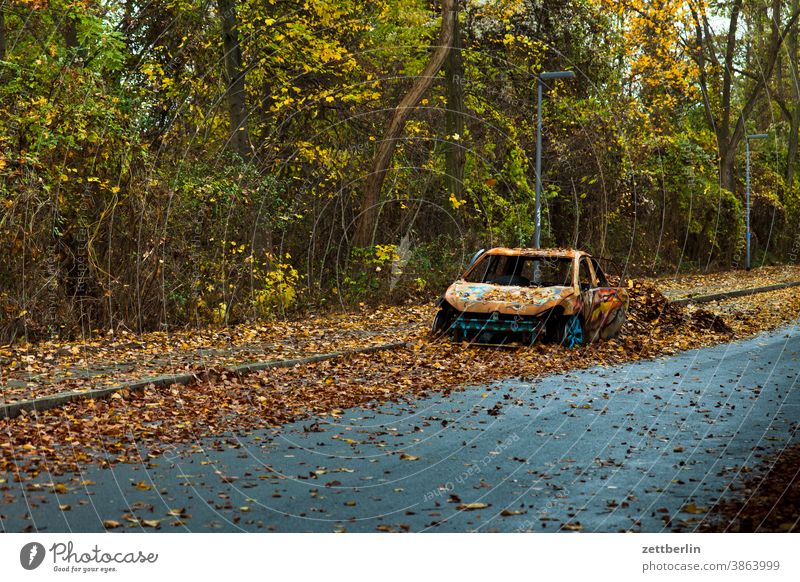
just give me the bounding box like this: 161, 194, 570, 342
431, 248, 629, 347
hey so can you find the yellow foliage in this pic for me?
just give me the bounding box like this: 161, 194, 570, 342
595, 0, 699, 118
373, 244, 399, 264
212, 302, 227, 324
251, 253, 300, 315
449, 193, 466, 210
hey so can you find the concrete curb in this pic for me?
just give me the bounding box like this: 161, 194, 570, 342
0, 341, 408, 420
670, 280, 800, 306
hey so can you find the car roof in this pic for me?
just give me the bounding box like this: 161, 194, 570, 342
483, 247, 589, 259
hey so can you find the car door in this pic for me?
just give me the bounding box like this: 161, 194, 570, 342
581, 258, 629, 342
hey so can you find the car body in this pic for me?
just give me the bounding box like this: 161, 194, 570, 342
431, 247, 629, 347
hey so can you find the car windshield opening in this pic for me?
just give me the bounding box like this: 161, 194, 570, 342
464, 255, 573, 287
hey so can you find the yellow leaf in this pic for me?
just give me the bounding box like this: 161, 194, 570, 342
458, 503, 489, 510
681, 503, 708, 515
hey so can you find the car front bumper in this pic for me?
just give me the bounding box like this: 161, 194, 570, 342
450, 311, 544, 334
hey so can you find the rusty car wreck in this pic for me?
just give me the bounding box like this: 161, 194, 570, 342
431, 248, 629, 347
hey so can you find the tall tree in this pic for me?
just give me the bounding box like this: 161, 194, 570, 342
354, 0, 456, 247
688, 0, 800, 192
784, 0, 800, 185
772, 0, 800, 186
0, 2, 6, 63
444, 0, 465, 203
218, 0, 250, 159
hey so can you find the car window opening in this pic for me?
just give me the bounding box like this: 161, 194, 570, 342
465, 256, 574, 287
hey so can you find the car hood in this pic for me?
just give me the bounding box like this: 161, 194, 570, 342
444, 281, 579, 317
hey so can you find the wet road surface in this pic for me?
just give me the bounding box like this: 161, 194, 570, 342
2, 323, 799, 532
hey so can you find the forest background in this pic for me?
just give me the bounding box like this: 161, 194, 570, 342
1, 0, 799, 342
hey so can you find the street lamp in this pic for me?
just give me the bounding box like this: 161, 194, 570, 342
745, 133, 768, 270
534, 70, 575, 248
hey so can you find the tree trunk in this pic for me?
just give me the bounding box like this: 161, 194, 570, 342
63, 12, 88, 64
719, 141, 737, 194
788, 107, 800, 186
445, 0, 465, 202
787, 0, 800, 185
354, 0, 456, 247
0, 6, 6, 62
718, 0, 743, 148
217, 0, 250, 159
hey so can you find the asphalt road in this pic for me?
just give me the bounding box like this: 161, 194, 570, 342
2, 323, 799, 532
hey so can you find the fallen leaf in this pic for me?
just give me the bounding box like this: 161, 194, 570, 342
681, 503, 708, 514
458, 503, 489, 510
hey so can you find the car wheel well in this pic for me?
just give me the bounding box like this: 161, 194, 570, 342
557, 314, 584, 348
541, 307, 565, 340
430, 305, 455, 338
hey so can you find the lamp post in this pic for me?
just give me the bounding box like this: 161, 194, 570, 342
745, 133, 768, 270
534, 70, 575, 248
